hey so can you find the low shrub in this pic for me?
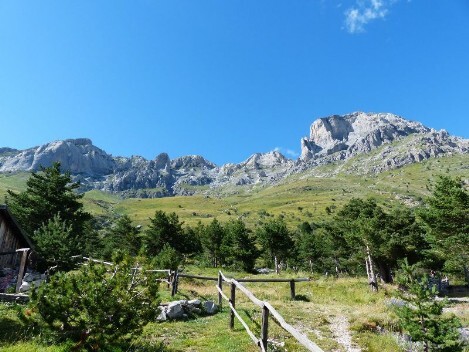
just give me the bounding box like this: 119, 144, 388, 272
26, 257, 160, 351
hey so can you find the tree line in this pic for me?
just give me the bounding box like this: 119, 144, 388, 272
5, 162, 469, 285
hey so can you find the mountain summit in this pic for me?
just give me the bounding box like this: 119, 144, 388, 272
0, 112, 467, 197
300, 112, 430, 161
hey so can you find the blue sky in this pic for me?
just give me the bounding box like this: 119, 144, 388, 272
1, 1, 468, 165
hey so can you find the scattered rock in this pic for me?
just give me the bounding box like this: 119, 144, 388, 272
156, 308, 167, 322
256, 268, 275, 274
166, 301, 185, 319
203, 301, 218, 315
188, 299, 201, 306
19, 281, 30, 292
157, 300, 218, 322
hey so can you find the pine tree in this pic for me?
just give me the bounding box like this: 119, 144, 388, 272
295, 222, 334, 273
102, 214, 141, 258
33, 214, 76, 269
29, 257, 160, 350
199, 219, 225, 267
6, 163, 93, 269
257, 217, 293, 273
6, 162, 91, 237
142, 210, 184, 257
394, 259, 463, 352
223, 219, 259, 272
419, 176, 469, 283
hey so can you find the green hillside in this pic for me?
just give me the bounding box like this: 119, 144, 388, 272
85, 153, 468, 229
2, 153, 467, 230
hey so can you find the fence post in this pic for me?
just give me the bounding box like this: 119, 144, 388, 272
261, 304, 269, 351
218, 271, 223, 308
171, 269, 179, 297
15, 249, 29, 293
230, 282, 236, 329
290, 280, 296, 300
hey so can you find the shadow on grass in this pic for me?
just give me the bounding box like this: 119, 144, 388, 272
243, 309, 261, 330
293, 294, 310, 302
0, 316, 25, 344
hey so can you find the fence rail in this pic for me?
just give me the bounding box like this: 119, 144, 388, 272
27, 257, 320, 350
172, 272, 309, 300
217, 271, 323, 352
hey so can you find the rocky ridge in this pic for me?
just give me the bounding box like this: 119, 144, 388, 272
0, 112, 467, 197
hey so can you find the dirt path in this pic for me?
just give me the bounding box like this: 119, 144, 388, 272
330, 315, 362, 352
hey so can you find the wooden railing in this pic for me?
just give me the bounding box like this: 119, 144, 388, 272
217, 271, 323, 352
72, 256, 173, 286
3, 255, 321, 351
172, 271, 309, 300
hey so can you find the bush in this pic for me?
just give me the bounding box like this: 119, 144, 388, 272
394, 259, 463, 352
152, 243, 182, 271
28, 257, 160, 351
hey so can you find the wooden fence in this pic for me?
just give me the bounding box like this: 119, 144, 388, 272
216, 271, 323, 352
2, 256, 323, 351
72, 256, 173, 286
171, 271, 309, 300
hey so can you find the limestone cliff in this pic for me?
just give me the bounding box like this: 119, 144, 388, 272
0, 112, 467, 197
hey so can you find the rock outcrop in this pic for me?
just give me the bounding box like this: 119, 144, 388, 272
0, 112, 467, 197
0, 138, 115, 176
300, 112, 430, 161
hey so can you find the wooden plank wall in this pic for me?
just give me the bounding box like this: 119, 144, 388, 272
0, 215, 20, 267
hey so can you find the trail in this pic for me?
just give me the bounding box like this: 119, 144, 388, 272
330, 315, 362, 352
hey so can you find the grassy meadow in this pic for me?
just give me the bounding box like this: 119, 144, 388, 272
0, 271, 403, 351
78, 153, 469, 230
2, 268, 468, 351
0, 152, 468, 351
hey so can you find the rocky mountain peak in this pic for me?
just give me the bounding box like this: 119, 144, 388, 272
152, 153, 171, 171
0, 112, 466, 198
300, 112, 430, 161
242, 151, 290, 169
0, 138, 115, 176
171, 155, 217, 170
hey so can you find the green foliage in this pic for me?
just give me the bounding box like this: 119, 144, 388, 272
419, 176, 469, 281
142, 211, 184, 256
294, 222, 335, 273
6, 163, 96, 269
180, 225, 202, 256
394, 259, 463, 351
102, 215, 141, 259
33, 214, 77, 270
28, 257, 160, 351
152, 243, 182, 271
256, 216, 294, 269
198, 219, 225, 267
6, 162, 91, 237
222, 219, 259, 272
327, 198, 425, 281
141, 211, 201, 271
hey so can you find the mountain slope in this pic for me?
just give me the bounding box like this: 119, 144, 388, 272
0, 112, 467, 198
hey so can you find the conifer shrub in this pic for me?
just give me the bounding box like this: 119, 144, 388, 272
152, 243, 182, 271
27, 257, 161, 351
394, 259, 464, 352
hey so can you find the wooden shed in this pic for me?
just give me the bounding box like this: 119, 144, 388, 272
0, 205, 34, 268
